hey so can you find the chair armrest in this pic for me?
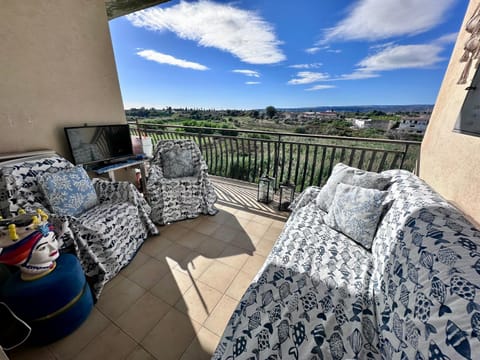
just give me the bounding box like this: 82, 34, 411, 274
92, 178, 158, 236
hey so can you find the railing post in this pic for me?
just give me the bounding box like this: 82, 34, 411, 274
273, 134, 281, 190
399, 143, 410, 169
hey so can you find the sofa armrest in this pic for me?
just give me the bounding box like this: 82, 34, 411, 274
288, 186, 322, 214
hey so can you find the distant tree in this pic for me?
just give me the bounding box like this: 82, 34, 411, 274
266, 106, 277, 119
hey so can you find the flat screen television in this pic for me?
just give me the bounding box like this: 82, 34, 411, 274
64, 124, 134, 166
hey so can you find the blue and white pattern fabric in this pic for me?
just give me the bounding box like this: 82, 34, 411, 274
146, 139, 218, 225
214, 168, 480, 360
324, 183, 388, 249
315, 163, 391, 212
0, 154, 158, 299
37, 165, 97, 216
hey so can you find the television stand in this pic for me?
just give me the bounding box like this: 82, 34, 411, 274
94, 159, 148, 195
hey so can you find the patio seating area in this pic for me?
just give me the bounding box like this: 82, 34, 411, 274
7, 178, 287, 360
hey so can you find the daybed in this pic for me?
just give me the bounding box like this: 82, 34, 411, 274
214, 163, 480, 359
0, 153, 158, 299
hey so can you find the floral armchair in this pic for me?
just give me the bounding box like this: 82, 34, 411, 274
146, 139, 218, 224
0, 153, 158, 299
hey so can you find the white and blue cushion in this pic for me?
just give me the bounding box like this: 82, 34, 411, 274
315, 163, 391, 212
324, 183, 388, 249
37, 166, 97, 216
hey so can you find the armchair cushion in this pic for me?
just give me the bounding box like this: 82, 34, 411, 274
315, 162, 391, 212
324, 183, 388, 249
37, 166, 97, 216
160, 146, 199, 178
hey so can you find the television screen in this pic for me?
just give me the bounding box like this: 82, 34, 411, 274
64, 124, 134, 165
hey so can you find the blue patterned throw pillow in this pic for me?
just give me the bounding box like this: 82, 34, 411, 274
37, 166, 97, 216
324, 183, 388, 249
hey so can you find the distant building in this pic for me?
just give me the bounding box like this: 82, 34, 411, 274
398, 117, 429, 134
351, 118, 391, 131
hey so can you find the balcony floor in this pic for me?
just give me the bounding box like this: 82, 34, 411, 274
7, 178, 288, 360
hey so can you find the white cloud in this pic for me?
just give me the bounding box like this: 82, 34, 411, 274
289, 62, 323, 69
233, 69, 260, 77
323, 0, 456, 42
435, 32, 458, 44
137, 49, 209, 70
306, 85, 336, 91
356, 44, 445, 72
336, 71, 380, 80
127, 0, 285, 64
288, 71, 330, 85
306, 47, 321, 54
245, 81, 260, 85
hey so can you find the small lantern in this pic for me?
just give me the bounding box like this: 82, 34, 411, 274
257, 176, 274, 203
278, 182, 295, 211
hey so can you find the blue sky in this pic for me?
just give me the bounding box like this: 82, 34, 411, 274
109, 0, 468, 110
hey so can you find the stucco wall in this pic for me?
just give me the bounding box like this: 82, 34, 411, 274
0, 0, 126, 160
421, 0, 480, 226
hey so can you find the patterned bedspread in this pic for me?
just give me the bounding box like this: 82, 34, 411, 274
214, 200, 380, 359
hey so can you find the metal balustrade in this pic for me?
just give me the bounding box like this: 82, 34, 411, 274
130, 122, 421, 192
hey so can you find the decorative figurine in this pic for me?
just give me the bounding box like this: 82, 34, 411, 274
0, 210, 59, 280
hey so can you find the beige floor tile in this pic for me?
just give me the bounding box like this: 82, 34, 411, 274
74, 323, 137, 360
217, 244, 252, 269
211, 224, 242, 243
116, 292, 170, 342
121, 251, 151, 277
8, 345, 55, 360
261, 227, 282, 242
234, 210, 255, 221
208, 210, 233, 225
230, 230, 256, 251
243, 221, 269, 242
225, 271, 255, 301
196, 237, 228, 258
175, 230, 210, 250
126, 346, 155, 360
150, 268, 194, 306
177, 217, 203, 229
101, 272, 127, 294
96, 276, 146, 320
250, 215, 274, 227
158, 223, 190, 242
174, 253, 215, 280
127, 257, 171, 290
270, 219, 286, 231
141, 308, 200, 360
222, 217, 245, 232
175, 281, 223, 324
254, 238, 276, 257
156, 243, 193, 268
203, 295, 239, 337
49, 307, 110, 359
140, 235, 174, 259
180, 327, 220, 360
195, 218, 221, 236
242, 254, 267, 277
198, 261, 239, 293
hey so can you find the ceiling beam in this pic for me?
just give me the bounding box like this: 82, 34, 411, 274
105, 0, 171, 19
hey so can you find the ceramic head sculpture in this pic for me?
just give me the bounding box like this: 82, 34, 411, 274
0, 210, 59, 280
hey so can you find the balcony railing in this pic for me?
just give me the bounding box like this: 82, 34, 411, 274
130, 122, 421, 192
